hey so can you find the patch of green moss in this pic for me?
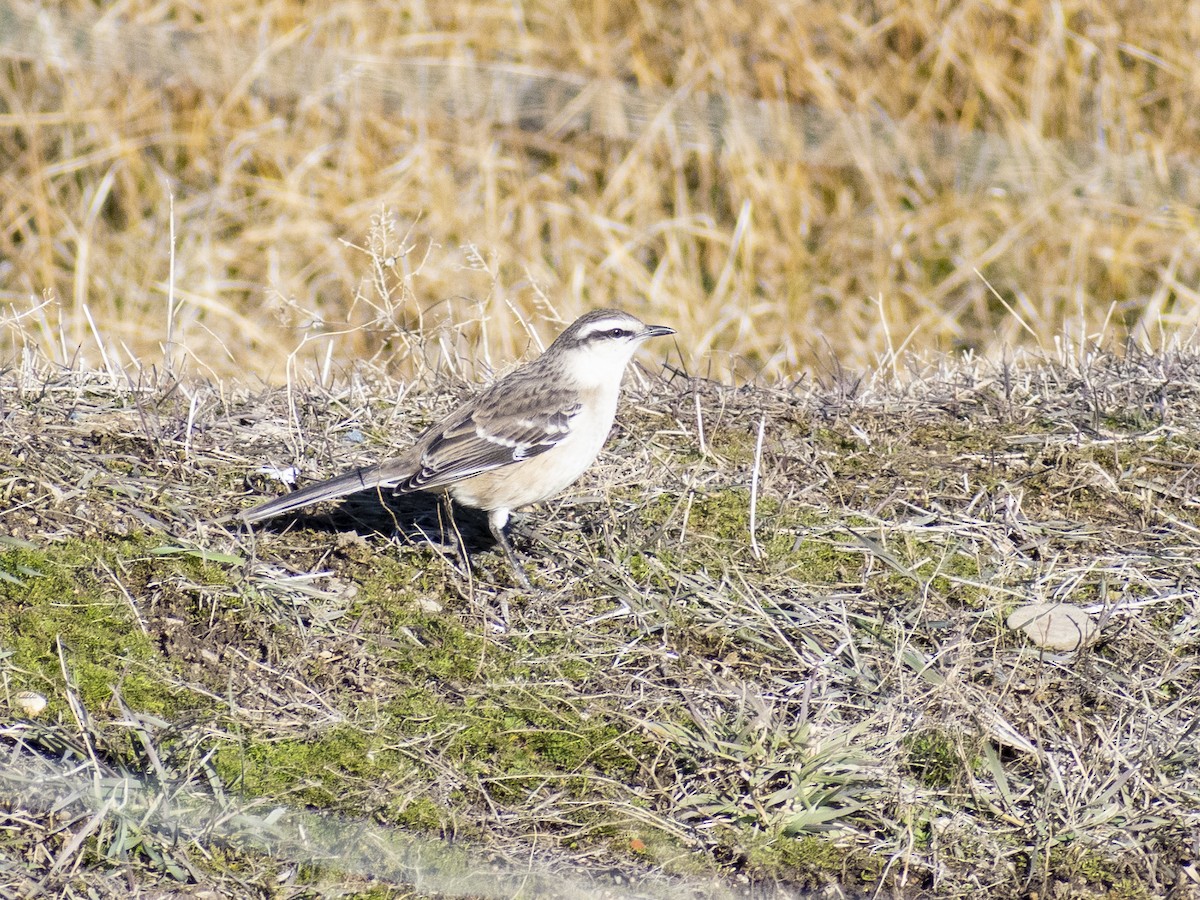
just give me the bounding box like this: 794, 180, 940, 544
632, 490, 868, 585
1040, 845, 1156, 898
739, 832, 882, 886
394, 680, 646, 791
635, 489, 758, 543
197, 842, 421, 897
201, 543, 659, 822
213, 725, 414, 810
0, 538, 208, 719
335, 887, 415, 900
841, 528, 986, 611
1102, 879, 1157, 900
775, 531, 866, 585
1100, 408, 1161, 432
483, 699, 641, 778
706, 424, 762, 464
908, 543, 984, 607
605, 828, 699, 874
387, 796, 445, 832
902, 728, 978, 789
813, 426, 868, 455
390, 614, 489, 681
212, 670, 655, 824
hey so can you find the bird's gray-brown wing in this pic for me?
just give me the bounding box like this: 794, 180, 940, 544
239, 375, 581, 523
383, 377, 582, 494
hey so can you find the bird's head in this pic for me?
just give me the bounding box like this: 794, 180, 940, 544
547, 309, 675, 388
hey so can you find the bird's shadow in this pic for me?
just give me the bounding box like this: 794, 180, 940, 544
246, 489, 499, 556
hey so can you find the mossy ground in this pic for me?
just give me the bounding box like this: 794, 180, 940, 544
3, 350, 1199, 898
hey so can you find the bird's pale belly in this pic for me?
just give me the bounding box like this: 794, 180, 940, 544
449, 402, 615, 512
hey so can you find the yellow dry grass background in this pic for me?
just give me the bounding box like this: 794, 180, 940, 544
3, 0, 1200, 383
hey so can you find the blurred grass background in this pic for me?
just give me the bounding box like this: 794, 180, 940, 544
3, 0, 1200, 383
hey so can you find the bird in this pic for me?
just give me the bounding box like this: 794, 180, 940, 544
239, 308, 675, 585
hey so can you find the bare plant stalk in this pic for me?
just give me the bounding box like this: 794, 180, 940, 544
749, 412, 766, 560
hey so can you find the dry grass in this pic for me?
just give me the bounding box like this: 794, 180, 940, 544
3, 3, 1200, 896
2, 312, 1199, 895
4, 1, 1200, 383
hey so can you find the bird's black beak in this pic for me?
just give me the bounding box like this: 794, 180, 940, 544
642, 324, 676, 339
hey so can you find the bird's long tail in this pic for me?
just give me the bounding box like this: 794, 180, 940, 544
239, 463, 397, 523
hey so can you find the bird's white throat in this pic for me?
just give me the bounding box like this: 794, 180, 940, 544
559, 340, 642, 391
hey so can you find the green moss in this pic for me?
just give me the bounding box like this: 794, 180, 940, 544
740, 832, 882, 885
634, 490, 866, 584
196, 548, 658, 822
777, 531, 867, 584
1037, 845, 1157, 898
213, 725, 412, 808
388, 796, 445, 832
395, 684, 646, 789
635, 489, 755, 543
1103, 879, 1156, 900
0, 539, 204, 718
705, 423, 760, 463
902, 729, 977, 789
211, 671, 654, 821
899, 538, 984, 606
389, 614, 489, 681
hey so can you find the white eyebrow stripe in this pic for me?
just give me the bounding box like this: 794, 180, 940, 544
574, 319, 635, 341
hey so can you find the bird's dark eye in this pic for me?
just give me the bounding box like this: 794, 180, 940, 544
608, 328, 629, 338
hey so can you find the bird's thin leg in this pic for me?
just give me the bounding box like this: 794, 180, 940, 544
489, 509, 530, 589
440, 493, 473, 586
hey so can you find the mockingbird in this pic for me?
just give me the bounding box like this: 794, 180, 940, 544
240, 308, 675, 585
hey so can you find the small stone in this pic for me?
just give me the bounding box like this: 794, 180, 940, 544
335, 531, 369, 551
417, 596, 443, 614
1007, 603, 1098, 651
13, 690, 48, 718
